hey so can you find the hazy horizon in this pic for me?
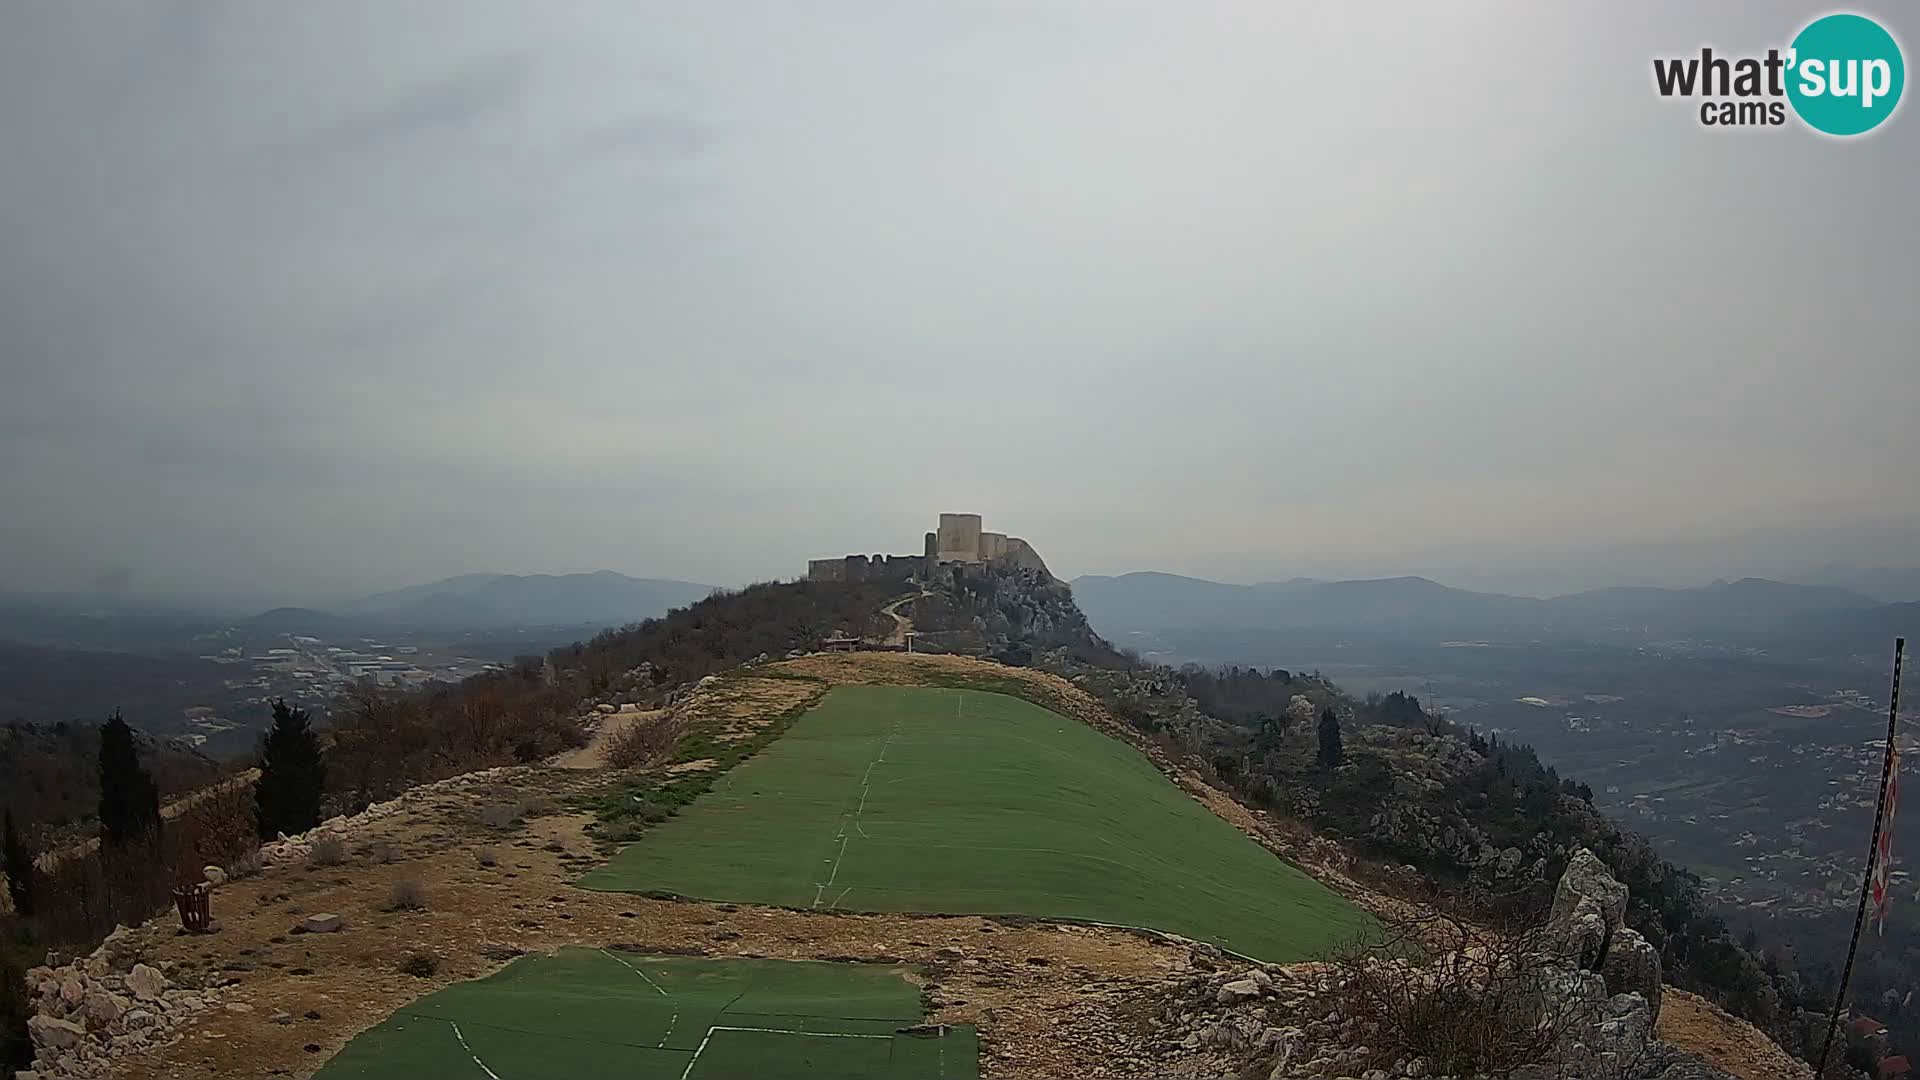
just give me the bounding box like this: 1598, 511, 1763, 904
4, 3, 1916, 606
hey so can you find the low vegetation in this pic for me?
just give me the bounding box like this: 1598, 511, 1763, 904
1323, 909, 1581, 1078
603, 713, 686, 770
397, 950, 440, 978
306, 835, 346, 868
387, 878, 426, 912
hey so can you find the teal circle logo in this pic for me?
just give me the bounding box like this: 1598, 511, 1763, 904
1787, 13, 1905, 135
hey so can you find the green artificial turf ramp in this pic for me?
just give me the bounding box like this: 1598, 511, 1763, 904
580, 685, 1371, 961
313, 949, 975, 1080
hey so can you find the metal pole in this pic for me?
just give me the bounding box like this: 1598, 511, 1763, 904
1816, 637, 1905, 1076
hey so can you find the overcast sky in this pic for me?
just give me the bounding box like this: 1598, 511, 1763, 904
2, 2, 1916, 604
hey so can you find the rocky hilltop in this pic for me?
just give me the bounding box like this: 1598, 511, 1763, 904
7, 571, 1832, 1080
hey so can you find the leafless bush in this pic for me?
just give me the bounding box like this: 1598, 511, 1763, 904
306, 836, 346, 868
476, 803, 519, 830
388, 878, 427, 911
1320, 908, 1581, 1079
398, 950, 439, 977
605, 715, 688, 769
365, 840, 400, 865
475, 848, 497, 868
225, 847, 263, 881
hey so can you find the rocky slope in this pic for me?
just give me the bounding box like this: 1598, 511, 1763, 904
14, 650, 1811, 1080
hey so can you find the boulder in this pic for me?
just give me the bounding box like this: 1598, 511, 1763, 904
1215, 978, 1263, 1005
83, 990, 125, 1025
58, 977, 84, 1006
98, 926, 141, 973
203, 865, 228, 887
126, 963, 167, 1001
303, 913, 344, 934
1551, 848, 1628, 939
1601, 927, 1663, 1023
1557, 899, 1611, 969
27, 1015, 86, 1050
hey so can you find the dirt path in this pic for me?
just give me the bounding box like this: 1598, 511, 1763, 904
550, 705, 665, 770
879, 591, 929, 647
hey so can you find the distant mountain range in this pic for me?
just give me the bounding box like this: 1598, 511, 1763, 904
341, 571, 717, 630
1069, 572, 1906, 645
229, 572, 717, 634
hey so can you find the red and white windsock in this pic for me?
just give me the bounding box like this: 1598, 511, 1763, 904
1873, 744, 1901, 935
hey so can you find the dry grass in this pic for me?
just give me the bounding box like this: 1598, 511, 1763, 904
604, 713, 688, 769
387, 878, 426, 912
1319, 909, 1585, 1079
398, 950, 439, 977
306, 835, 347, 868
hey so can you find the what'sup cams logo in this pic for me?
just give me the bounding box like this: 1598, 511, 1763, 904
1654, 12, 1904, 135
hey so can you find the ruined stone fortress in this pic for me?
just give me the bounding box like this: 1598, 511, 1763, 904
806, 513, 1051, 583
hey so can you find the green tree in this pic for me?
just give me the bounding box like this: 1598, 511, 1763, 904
98, 710, 161, 847
255, 700, 327, 839
1, 809, 32, 918
1317, 706, 1344, 770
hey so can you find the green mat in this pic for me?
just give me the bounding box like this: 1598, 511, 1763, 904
581, 685, 1371, 961
314, 949, 976, 1080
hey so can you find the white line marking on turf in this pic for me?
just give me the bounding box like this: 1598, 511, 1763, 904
678, 1025, 895, 1080
600, 949, 678, 1048
829, 884, 853, 909
444, 1020, 502, 1080
812, 716, 904, 906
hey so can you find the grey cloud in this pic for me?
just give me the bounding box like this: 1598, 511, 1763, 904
302, 50, 535, 158
0, 1, 1915, 605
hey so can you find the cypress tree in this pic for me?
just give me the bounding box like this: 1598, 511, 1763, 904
2, 809, 33, 917
255, 700, 326, 839
98, 710, 161, 846
1317, 706, 1345, 770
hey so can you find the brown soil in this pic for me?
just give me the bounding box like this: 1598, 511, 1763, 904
109, 761, 1186, 1079
550, 707, 663, 770
1657, 988, 1812, 1080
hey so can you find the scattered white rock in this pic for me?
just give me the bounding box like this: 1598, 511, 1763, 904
126, 964, 167, 1001
303, 913, 344, 934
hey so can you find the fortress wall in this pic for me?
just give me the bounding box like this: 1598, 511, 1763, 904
937, 512, 983, 563
808, 558, 850, 582
998, 537, 1052, 579
979, 532, 1009, 560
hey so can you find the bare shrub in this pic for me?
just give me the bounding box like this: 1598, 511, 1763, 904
398, 950, 439, 977
306, 836, 346, 868
475, 848, 497, 868
476, 803, 520, 830
605, 715, 688, 769
517, 795, 557, 818
167, 782, 258, 884
225, 846, 263, 881
1319, 908, 1582, 1079
388, 878, 427, 912
365, 841, 399, 865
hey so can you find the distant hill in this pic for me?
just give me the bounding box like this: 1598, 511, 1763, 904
1070, 572, 1542, 636
1070, 571, 1893, 642
241, 606, 366, 635
1546, 578, 1878, 621
345, 571, 717, 629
